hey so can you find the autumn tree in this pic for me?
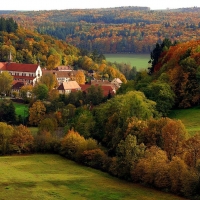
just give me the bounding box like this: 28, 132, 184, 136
162, 119, 188, 160
29, 100, 46, 126
0, 44, 16, 62
144, 118, 168, 147
133, 146, 170, 189
183, 134, 200, 168
20, 84, 33, 102
39, 117, 58, 134
0, 122, 14, 155
168, 156, 198, 195
47, 89, 59, 102
11, 124, 34, 153
34, 130, 59, 153
47, 54, 61, 69
74, 70, 85, 84
94, 90, 157, 152
0, 71, 13, 96
39, 72, 58, 91
60, 129, 87, 160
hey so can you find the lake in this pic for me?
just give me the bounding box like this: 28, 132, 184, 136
105, 53, 150, 70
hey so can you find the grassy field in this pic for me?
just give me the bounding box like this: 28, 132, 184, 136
14, 102, 29, 118
105, 53, 150, 70
168, 106, 200, 136
0, 154, 187, 200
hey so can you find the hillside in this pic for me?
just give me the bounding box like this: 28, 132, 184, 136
0, 21, 126, 82
0, 154, 187, 200
0, 7, 200, 53
150, 40, 200, 108
0, 26, 79, 68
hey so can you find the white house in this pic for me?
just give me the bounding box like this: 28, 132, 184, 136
111, 78, 122, 88
0, 61, 42, 85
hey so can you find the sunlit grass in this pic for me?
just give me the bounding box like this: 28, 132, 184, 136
0, 154, 186, 200
168, 106, 200, 136
105, 53, 150, 70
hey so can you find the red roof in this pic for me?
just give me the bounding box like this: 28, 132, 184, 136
80, 84, 91, 92
80, 84, 115, 97
101, 85, 115, 96
11, 82, 25, 90
0, 62, 39, 72
13, 75, 36, 80
0, 62, 6, 70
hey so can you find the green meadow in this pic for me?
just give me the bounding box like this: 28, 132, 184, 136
14, 102, 29, 118
0, 154, 187, 200
105, 53, 150, 70
168, 106, 200, 136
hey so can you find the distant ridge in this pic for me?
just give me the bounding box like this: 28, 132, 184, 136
167, 7, 200, 12
0, 11, 16, 14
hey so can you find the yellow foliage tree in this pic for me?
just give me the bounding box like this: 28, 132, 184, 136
74, 70, 85, 84
60, 128, 86, 160
11, 124, 34, 153
40, 72, 58, 91
0, 122, 14, 155
47, 54, 61, 69
29, 100, 46, 126
20, 84, 33, 101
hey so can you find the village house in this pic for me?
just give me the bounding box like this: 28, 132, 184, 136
0, 53, 121, 97
90, 79, 117, 94
42, 68, 79, 85
0, 60, 42, 86
57, 81, 81, 94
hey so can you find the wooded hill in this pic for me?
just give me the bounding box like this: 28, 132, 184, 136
0, 7, 200, 53
0, 20, 126, 82
139, 39, 200, 109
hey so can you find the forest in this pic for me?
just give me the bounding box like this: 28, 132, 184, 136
1, 15, 200, 199
0, 7, 200, 53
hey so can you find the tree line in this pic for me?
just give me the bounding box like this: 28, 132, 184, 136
1, 7, 200, 53
1, 91, 200, 199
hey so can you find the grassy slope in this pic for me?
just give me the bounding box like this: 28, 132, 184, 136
168, 106, 200, 136
0, 154, 187, 200
105, 53, 150, 70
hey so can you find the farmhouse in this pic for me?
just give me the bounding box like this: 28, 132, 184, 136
57, 81, 81, 94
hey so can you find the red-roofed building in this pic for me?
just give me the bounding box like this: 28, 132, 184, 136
91, 80, 117, 93
0, 61, 42, 85
80, 83, 115, 97
11, 81, 25, 93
